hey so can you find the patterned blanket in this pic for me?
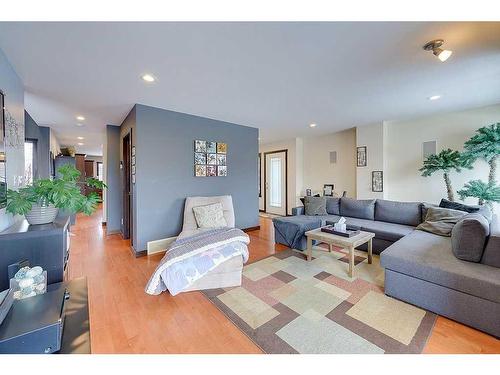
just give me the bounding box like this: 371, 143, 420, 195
145, 228, 250, 296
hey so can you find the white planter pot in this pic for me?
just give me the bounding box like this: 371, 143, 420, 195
25, 204, 59, 225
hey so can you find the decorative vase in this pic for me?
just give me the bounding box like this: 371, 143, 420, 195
24, 203, 59, 225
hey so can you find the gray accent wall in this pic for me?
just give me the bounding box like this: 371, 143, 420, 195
24, 110, 50, 179
105, 125, 122, 233
113, 104, 259, 253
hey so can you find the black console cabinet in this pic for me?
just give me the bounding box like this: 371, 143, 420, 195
0, 216, 70, 291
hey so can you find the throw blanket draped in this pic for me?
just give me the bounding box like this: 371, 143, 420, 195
145, 228, 250, 296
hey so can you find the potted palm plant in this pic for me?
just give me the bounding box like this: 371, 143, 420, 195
5, 164, 107, 225
419, 148, 472, 202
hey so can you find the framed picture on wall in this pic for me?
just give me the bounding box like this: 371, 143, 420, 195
372, 171, 383, 192
357, 146, 367, 167
323, 184, 334, 196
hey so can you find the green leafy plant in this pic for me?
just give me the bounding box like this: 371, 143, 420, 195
457, 180, 500, 209
463, 123, 500, 185
419, 148, 472, 202
6, 164, 107, 217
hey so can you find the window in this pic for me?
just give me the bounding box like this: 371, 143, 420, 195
24, 140, 37, 185
97, 161, 103, 181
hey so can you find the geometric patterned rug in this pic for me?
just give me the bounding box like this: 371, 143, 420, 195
201, 246, 437, 354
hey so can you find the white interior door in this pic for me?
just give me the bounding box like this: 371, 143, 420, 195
265, 151, 286, 216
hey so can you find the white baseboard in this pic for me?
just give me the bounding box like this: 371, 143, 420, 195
147, 236, 177, 255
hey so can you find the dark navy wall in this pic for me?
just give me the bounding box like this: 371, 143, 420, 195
24, 111, 50, 179
131, 104, 259, 252
105, 125, 122, 234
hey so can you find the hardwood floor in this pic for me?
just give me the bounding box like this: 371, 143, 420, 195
68, 206, 500, 354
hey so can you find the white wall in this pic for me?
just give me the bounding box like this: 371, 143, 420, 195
356, 123, 387, 199
49, 129, 61, 156
0, 48, 25, 232
385, 103, 500, 215
302, 128, 357, 199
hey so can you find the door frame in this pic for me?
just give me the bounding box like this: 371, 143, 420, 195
122, 131, 133, 242
263, 149, 288, 215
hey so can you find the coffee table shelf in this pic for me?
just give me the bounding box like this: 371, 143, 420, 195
304, 228, 375, 278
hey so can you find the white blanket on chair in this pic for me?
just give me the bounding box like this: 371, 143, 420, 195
145, 228, 249, 296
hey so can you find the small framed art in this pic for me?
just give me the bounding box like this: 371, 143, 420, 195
217, 166, 227, 176
195, 165, 207, 177
372, 171, 383, 192
357, 146, 367, 167
323, 184, 334, 196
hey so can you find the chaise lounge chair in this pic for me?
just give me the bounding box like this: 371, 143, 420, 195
179, 195, 245, 292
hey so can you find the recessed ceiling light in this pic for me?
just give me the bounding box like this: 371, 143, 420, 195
309, 123, 317, 128
76, 115, 85, 121
77, 142, 84, 146
423, 39, 452, 62
76, 123, 83, 127
141, 73, 156, 83
428, 95, 441, 101
77, 136, 84, 140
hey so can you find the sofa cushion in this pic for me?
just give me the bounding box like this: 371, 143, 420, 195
325, 197, 340, 215
340, 198, 375, 220
273, 215, 323, 250
451, 213, 490, 263
481, 214, 500, 268
375, 199, 423, 226
380, 230, 500, 303
326, 216, 414, 242
304, 196, 327, 216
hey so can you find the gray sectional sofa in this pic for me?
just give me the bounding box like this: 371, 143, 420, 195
272, 197, 500, 337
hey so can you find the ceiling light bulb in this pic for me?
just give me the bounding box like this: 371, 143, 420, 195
428, 95, 441, 101
77, 142, 84, 146
309, 123, 317, 128
141, 74, 156, 82
76, 115, 85, 121
77, 136, 84, 140
435, 49, 452, 62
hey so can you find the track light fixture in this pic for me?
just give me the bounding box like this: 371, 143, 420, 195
423, 39, 452, 62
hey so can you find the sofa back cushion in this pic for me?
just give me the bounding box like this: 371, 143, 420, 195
304, 196, 327, 216
375, 199, 423, 227
451, 213, 490, 262
340, 198, 375, 220
325, 197, 340, 215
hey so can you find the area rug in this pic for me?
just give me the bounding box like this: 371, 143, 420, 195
201, 247, 437, 354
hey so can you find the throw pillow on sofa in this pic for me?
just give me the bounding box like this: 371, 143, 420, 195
451, 213, 490, 262
300, 194, 320, 206
439, 198, 480, 213
416, 207, 466, 237
340, 198, 376, 220
192, 203, 228, 229
304, 196, 327, 216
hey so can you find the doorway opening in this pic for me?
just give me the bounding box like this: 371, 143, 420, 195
122, 132, 133, 243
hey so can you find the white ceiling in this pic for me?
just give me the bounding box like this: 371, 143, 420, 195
0, 22, 499, 155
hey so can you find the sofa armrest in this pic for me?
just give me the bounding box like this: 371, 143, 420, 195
292, 206, 305, 216
482, 214, 500, 268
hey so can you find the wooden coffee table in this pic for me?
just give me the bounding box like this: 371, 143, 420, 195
304, 228, 375, 278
